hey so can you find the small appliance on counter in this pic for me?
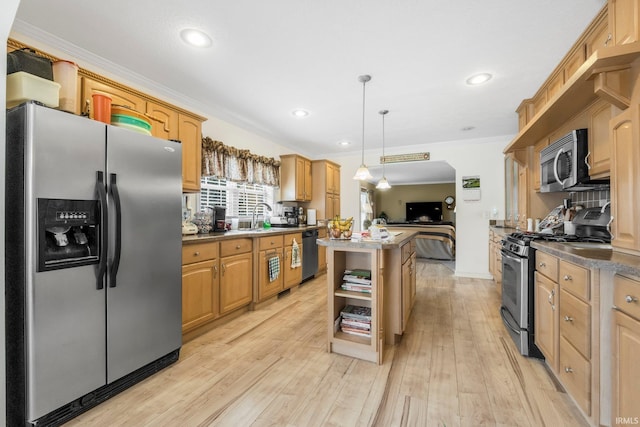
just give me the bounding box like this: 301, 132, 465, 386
182, 208, 198, 235
271, 206, 299, 227
212, 206, 227, 232
572, 204, 612, 241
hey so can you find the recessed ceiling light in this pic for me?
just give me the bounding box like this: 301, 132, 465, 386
337, 140, 351, 147
292, 109, 309, 118
180, 29, 212, 48
466, 73, 492, 86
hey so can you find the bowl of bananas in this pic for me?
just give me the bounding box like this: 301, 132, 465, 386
328, 216, 353, 239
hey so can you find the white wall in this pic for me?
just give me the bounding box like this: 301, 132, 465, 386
2, 4, 22, 425
333, 135, 510, 279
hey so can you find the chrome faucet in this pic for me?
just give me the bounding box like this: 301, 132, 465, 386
251, 203, 272, 229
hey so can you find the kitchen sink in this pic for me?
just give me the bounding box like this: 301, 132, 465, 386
563, 242, 612, 250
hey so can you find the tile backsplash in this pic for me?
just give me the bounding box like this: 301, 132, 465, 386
571, 189, 610, 209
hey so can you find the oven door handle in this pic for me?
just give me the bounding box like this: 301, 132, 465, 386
500, 249, 523, 262
500, 306, 521, 334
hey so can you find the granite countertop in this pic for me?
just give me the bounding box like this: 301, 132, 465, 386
531, 240, 640, 277
183, 225, 321, 243
316, 230, 419, 250
490, 225, 518, 237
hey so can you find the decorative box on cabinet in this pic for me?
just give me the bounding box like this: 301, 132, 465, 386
612, 274, 640, 424
280, 154, 312, 201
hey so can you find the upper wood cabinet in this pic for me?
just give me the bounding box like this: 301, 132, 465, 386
81, 77, 146, 118
309, 160, 342, 221
610, 107, 640, 255
146, 102, 179, 140
179, 115, 203, 193
280, 154, 312, 201
609, 0, 640, 45
588, 100, 613, 178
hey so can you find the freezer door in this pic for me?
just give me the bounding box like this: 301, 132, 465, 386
106, 126, 182, 382
22, 104, 107, 420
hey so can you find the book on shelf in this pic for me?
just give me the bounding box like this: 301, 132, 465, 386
340, 326, 371, 338
343, 269, 372, 285
340, 283, 372, 293
340, 318, 371, 329
340, 305, 372, 321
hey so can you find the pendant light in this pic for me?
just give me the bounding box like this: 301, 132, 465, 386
353, 75, 373, 180
376, 109, 391, 189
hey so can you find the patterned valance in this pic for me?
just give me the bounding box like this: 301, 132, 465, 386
201, 137, 280, 187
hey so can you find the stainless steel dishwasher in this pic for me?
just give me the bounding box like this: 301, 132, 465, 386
302, 229, 318, 282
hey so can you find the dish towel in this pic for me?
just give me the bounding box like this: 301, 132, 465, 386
291, 238, 302, 268
268, 255, 280, 282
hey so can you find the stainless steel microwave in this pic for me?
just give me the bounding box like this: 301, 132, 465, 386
539, 129, 608, 192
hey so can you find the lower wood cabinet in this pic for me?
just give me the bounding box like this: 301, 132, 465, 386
181, 242, 220, 334
318, 228, 327, 273
535, 271, 559, 372
220, 251, 253, 314
283, 233, 303, 289
182, 259, 219, 333
612, 274, 640, 423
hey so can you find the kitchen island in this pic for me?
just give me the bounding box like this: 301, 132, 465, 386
317, 231, 418, 364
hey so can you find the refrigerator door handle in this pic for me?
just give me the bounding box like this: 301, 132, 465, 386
95, 171, 108, 290
109, 173, 122, 288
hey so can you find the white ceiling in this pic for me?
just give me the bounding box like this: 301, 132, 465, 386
12, 0, 606, 185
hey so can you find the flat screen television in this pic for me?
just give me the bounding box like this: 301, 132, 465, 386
406, 201, 443, 222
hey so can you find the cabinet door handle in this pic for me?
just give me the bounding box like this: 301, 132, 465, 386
213, 265, 218, 278
563, 315, 573, 322
626, 295, 638, 303
221, 263, 226, 276
563, 275, 572, 281
539, 262, 546, 267
564, 367, 573, 373
605, 33, 612, 47
548, 289, 555, 305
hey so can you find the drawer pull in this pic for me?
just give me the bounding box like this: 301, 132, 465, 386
563, 315, 573, 322
539, 262, 546, 267
625, 295, 638, 303
236, 245, 241, 249
564, 367, 573, 373
563, 275, 572, 281
194, 251, 200, 256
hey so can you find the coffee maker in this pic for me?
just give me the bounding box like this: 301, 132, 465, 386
212, 206, 227, 232
283, 206, 298, 226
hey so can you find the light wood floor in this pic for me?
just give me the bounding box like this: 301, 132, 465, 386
66, 260, 588, 427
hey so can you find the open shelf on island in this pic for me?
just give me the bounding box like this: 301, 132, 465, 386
334, 289, 371, 300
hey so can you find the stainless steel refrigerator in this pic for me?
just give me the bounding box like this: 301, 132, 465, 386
6, 101, 183, 426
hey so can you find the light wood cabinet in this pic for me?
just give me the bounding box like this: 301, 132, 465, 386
257, 249, 284, 300
280, 154, 312, 201
535, 271, 559, 372
179, 114, 203, 193
327, 246, 383, 364
310, 160, 342, 221
182, 260, 219, 333
612, 274, 640, 423
283, 233, 303, 289
586, 11, 610, 57
609, 0, 640, 46
610, 107, 640, 255
401, 248, 417, 332
535, 253, 595, 416
318, 228, 327, 274
488, 230, 503, 294
181, 242, 220, 334
517, 164, 529, 230
81, 77, 146, 117
220, 238, 253, 314
588, 100, 612, 178
532, 137, 549, 191
146, 101, 179, 141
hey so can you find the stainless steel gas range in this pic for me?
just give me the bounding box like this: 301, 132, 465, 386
499, 223, 610, 358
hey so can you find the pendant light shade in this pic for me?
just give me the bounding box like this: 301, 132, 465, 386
376, 109, 391, 189
353, 75, 373, 180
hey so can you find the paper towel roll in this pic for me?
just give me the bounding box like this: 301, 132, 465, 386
307, 209, 317, 225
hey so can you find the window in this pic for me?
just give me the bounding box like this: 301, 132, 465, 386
200, 177, 275, 218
